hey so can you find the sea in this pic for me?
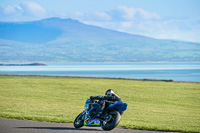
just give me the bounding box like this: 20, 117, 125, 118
0, 63, 200, 82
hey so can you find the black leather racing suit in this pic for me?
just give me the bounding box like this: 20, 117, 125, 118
90, 94, 122, 115
90, 94, 122, 102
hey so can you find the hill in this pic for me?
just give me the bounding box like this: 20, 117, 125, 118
0, 17, 199, 62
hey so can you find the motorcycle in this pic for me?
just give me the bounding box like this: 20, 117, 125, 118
73, 99, 127, 131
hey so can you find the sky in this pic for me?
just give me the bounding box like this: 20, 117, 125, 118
0, 0, 200, 43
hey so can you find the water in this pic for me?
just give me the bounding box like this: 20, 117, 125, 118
0, 63, 200, 81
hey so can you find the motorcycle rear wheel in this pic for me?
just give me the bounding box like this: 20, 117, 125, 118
101, 111, 121, 131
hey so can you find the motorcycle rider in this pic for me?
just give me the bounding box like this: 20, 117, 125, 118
90, 89, 122, 117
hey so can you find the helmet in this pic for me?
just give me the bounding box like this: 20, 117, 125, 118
105, 89, 115, 96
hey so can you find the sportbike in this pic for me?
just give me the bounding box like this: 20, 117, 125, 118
74, 99, 127, 131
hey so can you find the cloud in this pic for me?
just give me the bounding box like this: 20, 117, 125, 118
0, 4, 159, 22
77, 6, 199, 42
120, 21, 133, 28
109, 6, 161, 21
0, 1, 46, 21
3, 5, 22, 14
93, 11, 112, 21
20, 1, 46, 17
68, 11, 111, 22
69, 6, 161, 24
117, 6, 136, 20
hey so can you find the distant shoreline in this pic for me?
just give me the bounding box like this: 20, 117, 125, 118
0, 74, 199, 83
0, 63, 46, 66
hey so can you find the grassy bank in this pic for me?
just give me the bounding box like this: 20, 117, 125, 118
0, 75, 200, 132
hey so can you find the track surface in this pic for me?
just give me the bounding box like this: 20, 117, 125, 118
0, 118, 170, 133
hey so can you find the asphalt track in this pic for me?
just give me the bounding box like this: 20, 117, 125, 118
0, 118, 173, 133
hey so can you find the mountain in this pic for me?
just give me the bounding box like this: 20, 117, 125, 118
0, 17, 200, 63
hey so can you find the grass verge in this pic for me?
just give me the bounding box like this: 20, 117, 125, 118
0, 75, 200, 132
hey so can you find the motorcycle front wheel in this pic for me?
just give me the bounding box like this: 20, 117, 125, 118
73, 112, 84, 128
101, 111, 121, 131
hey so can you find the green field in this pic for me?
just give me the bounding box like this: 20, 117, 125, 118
0, 75, 200, 133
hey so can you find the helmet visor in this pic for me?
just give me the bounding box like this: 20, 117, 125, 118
106, 90, 113, 96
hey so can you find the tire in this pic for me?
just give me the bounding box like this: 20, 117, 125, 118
101, 111, 121, 131
120, 111, 124, 115
73, 112, 84, 128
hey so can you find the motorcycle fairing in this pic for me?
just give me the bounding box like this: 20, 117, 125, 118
84, 105, 101, 126
84, 117, 100, 126
107, 102, 127, 113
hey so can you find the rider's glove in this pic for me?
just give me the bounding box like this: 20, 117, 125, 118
90, 96, 95, 103
90, 96, 95, 100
